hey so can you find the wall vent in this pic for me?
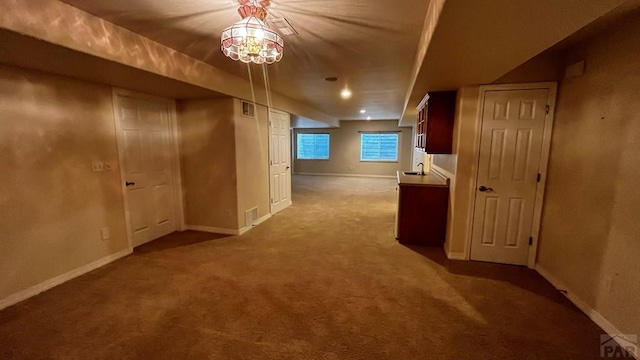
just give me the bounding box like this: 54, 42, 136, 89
268, 18, 298, 36
245, 207, 258, 227
241, 101, 255, 117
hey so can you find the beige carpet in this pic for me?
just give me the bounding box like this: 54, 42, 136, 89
0, 175, 614, 359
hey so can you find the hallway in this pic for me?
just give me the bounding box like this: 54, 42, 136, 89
0, 175, 611, 359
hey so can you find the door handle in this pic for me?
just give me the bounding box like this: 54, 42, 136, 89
126, 181, 136, 187
286, 166, 290, 170
478, 185, 494, 192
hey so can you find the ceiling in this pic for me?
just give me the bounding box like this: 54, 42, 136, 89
60, 0, 430, 122
0, 0, 632, 127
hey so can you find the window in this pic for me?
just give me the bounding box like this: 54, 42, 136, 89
360, 133, 399, 162
297, 133, 330, 160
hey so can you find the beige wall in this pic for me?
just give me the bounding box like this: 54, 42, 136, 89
430, 87, 481, 257
294, 120, 413, 177
233, 100, 271, 227
178, 98, 239, 230
537, 14, 640, 336
179, 98, 273, 231
493, 49, 562, 84
0, 65, 129, 301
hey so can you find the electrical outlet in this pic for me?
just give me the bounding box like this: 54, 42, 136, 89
104, 160, 116, 171
92, 161, 104, 172
100, 227, 111, 241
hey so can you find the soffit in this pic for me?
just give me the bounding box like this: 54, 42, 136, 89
60, 0, 430, 121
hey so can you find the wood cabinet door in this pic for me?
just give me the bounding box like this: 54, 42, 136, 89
425, 91, 456, 154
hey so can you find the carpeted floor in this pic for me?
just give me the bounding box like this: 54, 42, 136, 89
0, 175, 615, 359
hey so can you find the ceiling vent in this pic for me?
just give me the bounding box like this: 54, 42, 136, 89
269, 18, 298, 36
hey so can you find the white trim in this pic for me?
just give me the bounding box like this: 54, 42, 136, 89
536, 265, 637, 358
294, 172, 396, 179
253, 213, 272, 226
186, 213, 274, 237
0, 249, 132, 310
466, 82, 558, 268
185, 225, 241, 236
238, 213, 273, 235
111, 88, 185, 250
446, 251, 466, 261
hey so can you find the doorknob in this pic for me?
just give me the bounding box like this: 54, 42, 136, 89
286, 166, 290, 170
478, 185, 494, 192
126, 181, 136, 187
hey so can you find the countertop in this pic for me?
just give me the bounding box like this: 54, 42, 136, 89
396, 170, 450, 188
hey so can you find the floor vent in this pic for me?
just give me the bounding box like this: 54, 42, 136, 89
245, 207, 258, 227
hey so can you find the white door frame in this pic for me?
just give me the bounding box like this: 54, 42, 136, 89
111, 88, 185, 251
465, 82, 557, 268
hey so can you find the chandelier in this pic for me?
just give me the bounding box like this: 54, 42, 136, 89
221, 0, 284, 64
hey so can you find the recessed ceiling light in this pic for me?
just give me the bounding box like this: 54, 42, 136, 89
340, 88, 352, 99
324, 77, 338, 82
360, 109, 366, 114
367, 116, 371, 120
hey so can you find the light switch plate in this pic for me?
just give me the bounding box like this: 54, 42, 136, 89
100, 227, 111, 240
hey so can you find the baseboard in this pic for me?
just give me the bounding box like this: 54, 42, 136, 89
253, 213, 272, 226
294, 172, 395, 179
536, 264, 637, 359
238, 213, 272, 235
446, 251, 466, 260
0, 248, 132, 310
184, 225, 240, 236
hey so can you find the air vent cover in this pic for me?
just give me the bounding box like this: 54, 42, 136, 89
245, 207, 258, 227
241, 101, 255, 117
269, 18, 298, 36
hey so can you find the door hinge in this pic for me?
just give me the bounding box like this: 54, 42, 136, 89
529, 236, 533, 246
545, 105, 550, 115
536, 173, 541, 183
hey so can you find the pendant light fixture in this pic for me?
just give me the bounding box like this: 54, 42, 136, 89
221, 0, 284, 64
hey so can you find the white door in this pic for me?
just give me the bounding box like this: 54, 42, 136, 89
470, 89, 548, 265
117, 95, 177, 247
269, 109, 291, 214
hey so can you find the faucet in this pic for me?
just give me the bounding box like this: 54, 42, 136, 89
417, 163, 425, 175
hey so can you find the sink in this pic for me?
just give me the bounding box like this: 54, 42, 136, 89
403, 171, 425, 176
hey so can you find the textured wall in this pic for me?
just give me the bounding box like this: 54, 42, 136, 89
537, 13, 640, 336
178, 98, 239, 230
234, 100, 271, 227
0, 65, 129, 300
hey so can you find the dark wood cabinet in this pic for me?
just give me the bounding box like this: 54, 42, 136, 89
396, 184, 449, 246
416, 91, 456, 154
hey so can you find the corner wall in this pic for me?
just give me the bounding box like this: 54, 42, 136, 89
294, 120, 413, 177
233, 100, 271, 227
179, 98, 274, 232
178, 98, 239, 231
0, 64, 129, 304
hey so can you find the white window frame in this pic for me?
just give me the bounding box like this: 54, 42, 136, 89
296, 133, 330, 160
360, 132, 400, 163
